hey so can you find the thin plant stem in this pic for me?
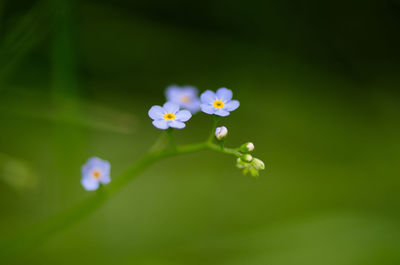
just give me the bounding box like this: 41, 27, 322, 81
207, 142, 242, 158
148, 132, 168, 152
166, 128, 177, 149
207, 115, 219, 143
0, 139, 241, 262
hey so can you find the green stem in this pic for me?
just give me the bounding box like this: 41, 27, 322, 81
207, 142, 242, 158
166, 128, 177, 149
207, 115, 219, 143
148, 132, 168, 152
0, 141, 231, 261
219, 139, 226, 150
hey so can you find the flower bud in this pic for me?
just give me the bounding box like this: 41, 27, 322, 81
248, 167, 259, 178
240, 142, 254, 153
236, 157, 247, 169
215, 126, 228, 141
252, 158, 265, 170
241, 154, 253, 162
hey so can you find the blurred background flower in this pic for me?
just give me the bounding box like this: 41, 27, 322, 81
165, 85, 201, 114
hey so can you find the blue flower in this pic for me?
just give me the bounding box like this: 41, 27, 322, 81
148, 102, 192, 130
200, 88, 240, 117
81, 157, 111, 191
165, 85, 201, 114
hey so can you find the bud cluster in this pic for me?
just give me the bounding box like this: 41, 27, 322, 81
236, 156, 265, 178
213, 122, 265, 178
234, 141, 265, 177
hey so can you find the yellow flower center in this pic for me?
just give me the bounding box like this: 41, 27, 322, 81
164, 112, 176, 121
92, 170, 101, 179
213, 100, 225, 109
181, 95, 191, 103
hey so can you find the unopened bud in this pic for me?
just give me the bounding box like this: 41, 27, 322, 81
252, 158, 265, 170
236, 157, 247, 169
215, 126, 228, 141
241, 154, 253, 162
249, 167, 259, 178
240, 142, 254, 153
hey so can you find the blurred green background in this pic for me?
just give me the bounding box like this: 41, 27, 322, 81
1, 0, 400, 264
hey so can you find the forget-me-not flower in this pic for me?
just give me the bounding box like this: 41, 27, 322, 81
148, 102, 192, 130
165, 85, 201, 114
81, 157, 111, 191
200, 88, 240, 117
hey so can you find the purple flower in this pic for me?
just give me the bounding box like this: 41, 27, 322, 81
148, 102, 192, 130
165, 85, 201, 114
200, 88, 240, 117
81, 157, 111, 191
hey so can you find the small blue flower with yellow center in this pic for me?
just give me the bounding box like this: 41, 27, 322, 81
148, 102, 192, 130
81, 157, 111, 191
200, 88, 240, 117
165, 85, 201, 114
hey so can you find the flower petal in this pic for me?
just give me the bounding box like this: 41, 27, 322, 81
85, 157, 103, 167
165, 85, 181, 103
92, 159, 110, 174
182, 86, 198, 98
148, 105, 165, 120
82, 157, 102, 177
169, 120, 186, 129
216, 88, 232, 101
99, 174, 111, 184
81, 177, 99, 191
175, 110, 192, 122
224, 100, 240, 111
100, 160, 111, 174
215, 109, 230, 117
201, 104, 215, 114
165, 84, 179, 96
81, 163, 91, 177
163, 102, 179, 114
184, 104, 200, 114
184, 99, 201, 113
200, 90, 216, 104
152, 119, 169, 130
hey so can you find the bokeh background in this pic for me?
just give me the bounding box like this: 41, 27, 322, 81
1, 0, 400, 264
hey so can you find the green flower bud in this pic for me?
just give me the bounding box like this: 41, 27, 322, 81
241, 154, 253, 162
236, 157, 264, 178
241, 166, 258, 177
236, 157, 247, 169
240, 142, 254, 153
248, 167, 259, 178
252, 158, 265, 170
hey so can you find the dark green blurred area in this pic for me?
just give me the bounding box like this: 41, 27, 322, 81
1, 0, 400, 264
